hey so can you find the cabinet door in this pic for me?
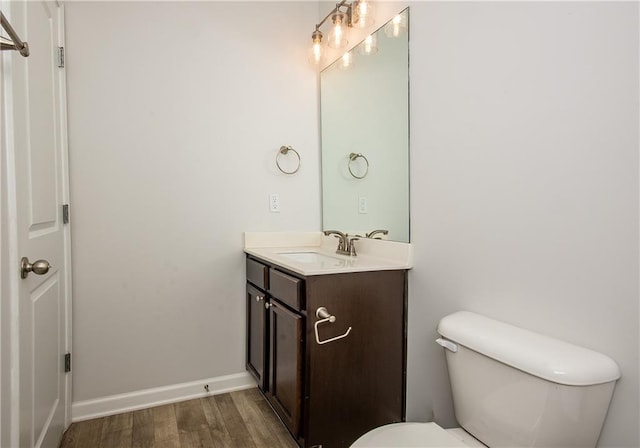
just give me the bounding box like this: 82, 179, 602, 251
268, 300, 303, 439
305, 270, 407, 448
246, 284, 268, 391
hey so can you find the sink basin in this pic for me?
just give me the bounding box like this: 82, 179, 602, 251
277, 251, 345, 264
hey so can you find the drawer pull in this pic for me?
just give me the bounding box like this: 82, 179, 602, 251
314, 307, 352, 345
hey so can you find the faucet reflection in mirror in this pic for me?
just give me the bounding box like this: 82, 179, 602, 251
366, 229, 388, 239
308, 0, 376, 66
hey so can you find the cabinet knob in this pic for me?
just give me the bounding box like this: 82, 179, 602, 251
264, 302, 272, 309
255, 295, 264, 302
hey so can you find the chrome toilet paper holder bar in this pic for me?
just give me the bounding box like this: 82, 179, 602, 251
314, 307, 352, 345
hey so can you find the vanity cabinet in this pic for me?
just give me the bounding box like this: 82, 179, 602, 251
245, 255, 407, 448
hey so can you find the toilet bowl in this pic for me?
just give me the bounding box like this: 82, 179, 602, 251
351, 422, 486, 447
351, 311, 620, 448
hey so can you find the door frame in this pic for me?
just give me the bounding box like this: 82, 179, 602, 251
0, 1, 73, 445
56, 1, 73, 431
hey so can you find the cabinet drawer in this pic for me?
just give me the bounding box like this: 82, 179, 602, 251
269, 269, 303, 311
246, 258, 268, 290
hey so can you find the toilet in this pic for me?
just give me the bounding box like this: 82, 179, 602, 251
352, 311, 621, 447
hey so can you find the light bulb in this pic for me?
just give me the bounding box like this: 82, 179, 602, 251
339, 52, 354, 70
353, 0, 375, 28
328, 12, 348, 49
309, 42, 323, 65
308, 29, 325, 66
385, 13, 407, 38
358, 34, 378, 55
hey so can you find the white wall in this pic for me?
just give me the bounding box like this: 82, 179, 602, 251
406, 2, 639, 447
65, 1, 639, 447
65, 1, 320, 403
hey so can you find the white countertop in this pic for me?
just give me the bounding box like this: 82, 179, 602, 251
244, 232, 412, 276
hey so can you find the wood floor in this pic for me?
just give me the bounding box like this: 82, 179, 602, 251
60, 388, 298, 448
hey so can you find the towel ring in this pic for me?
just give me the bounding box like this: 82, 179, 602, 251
348, 152, 369, 179
276, 146, 301, 175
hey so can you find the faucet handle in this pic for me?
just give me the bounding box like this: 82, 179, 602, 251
333, 234, 346, 251
347, 237, 359, 256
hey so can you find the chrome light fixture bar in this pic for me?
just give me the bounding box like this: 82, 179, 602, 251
309, 0, 375, 66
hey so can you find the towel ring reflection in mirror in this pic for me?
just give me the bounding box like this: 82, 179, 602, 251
348, 152, 369, 179
276, 146, 301, 175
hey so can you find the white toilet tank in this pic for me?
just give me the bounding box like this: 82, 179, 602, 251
437, 311, 620, 448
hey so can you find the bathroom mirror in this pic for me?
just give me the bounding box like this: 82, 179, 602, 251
321, 8, 410, 242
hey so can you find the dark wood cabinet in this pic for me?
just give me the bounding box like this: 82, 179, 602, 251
268, 300, 303, 438
245, 255, 407, 448
246, 283, 268, 391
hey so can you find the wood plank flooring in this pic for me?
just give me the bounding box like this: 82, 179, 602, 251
60, 388, 298, 448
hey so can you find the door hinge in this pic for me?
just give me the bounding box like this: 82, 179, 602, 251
62, 204, 69, 224
64, 353, 71, 373
57, 47, 65, 68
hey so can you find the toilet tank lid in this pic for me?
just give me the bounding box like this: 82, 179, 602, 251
437, 311, 621, 386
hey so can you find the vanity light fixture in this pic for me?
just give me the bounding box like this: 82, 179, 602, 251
327, 11, 349, 49
308, 0, 375, 66
309, 28, 325, 65
352, 0, 375, 28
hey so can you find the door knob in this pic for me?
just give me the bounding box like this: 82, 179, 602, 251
20, 257, 51, 279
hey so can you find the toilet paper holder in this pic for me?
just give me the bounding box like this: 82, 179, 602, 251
314, 307, 352, 345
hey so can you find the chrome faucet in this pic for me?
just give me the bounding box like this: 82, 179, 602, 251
323, 230, 357, 256
366, 229, 389, 239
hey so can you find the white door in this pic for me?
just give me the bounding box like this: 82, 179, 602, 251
3, 1, 70, 447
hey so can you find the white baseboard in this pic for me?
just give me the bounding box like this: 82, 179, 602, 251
71, 372, 255, 422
